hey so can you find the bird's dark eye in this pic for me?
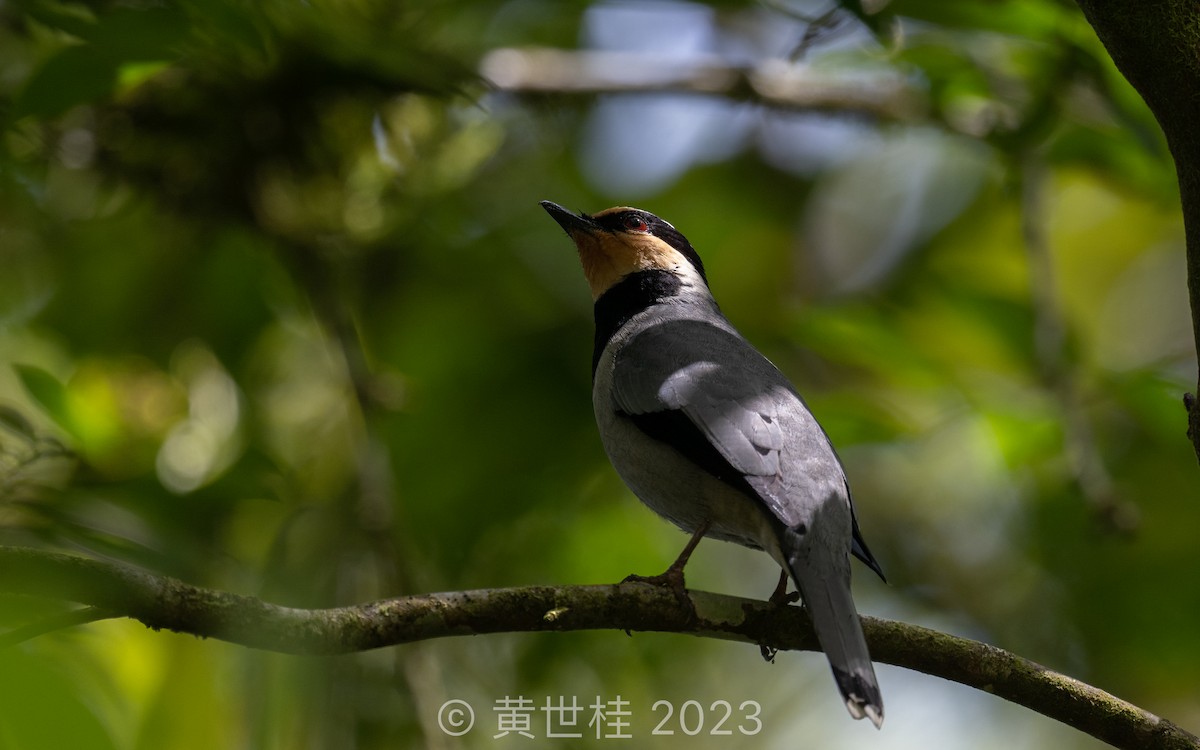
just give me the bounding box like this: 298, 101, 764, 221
622, 215, 649, 232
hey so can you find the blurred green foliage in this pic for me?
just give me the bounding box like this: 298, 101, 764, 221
1, 0, 1197, 748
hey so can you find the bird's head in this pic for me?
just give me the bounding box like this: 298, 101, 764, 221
540, 201, 708, 300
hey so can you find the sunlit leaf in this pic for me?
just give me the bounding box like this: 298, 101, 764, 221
887, 0, 1070, 37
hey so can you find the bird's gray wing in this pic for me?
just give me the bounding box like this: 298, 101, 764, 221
610, 317, 840, 529
612, 317, 887, 721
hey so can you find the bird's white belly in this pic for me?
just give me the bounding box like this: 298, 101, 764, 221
596, 407, 784, 565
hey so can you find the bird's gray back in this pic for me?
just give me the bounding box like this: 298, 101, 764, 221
600, 303, 851, 534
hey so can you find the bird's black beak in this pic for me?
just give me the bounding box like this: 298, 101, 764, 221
540, 200, 598, 236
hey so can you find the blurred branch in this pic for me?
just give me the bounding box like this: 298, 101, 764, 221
1019, 158, 1139, 532
1, 546, 1195, 750
0, 606, 113, 649
1071, 2, 1200, 464
479, 47, 924, 122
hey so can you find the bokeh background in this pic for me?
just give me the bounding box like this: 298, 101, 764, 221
1, 0, 1197, 748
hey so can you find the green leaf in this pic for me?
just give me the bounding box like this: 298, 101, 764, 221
86, 6, 190, 62
9, 0, 97, 39
886, 0, 1069, 37
10, 5, 191, 120
12, 364, 75, 438
12, 45, 119, 119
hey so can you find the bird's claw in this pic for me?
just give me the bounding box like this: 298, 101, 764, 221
621, 522, 709, 620
768, 569, 801, 607
770, 589, 801, 606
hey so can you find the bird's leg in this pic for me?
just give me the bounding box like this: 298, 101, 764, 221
768, 568, 801, 606
622, 521, 710, 613
761, 569, 800, 662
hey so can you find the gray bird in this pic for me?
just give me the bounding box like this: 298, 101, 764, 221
541, 200, 885, 728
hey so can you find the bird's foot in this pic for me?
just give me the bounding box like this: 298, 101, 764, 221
621, 523, 710, 622
768, 569, 801, 607
761, 570, 796, 662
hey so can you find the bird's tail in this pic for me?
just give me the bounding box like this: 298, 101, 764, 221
785, 552, 883, 729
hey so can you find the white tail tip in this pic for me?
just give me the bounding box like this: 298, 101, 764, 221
845, 698, 884, 729
864, 703, 884, 730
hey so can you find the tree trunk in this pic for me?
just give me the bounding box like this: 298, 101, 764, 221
1072, 1, 1200, 461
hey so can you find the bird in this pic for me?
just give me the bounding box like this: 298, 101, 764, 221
540, 200, 886, 728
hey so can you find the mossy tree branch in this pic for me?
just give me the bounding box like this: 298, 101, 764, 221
0, 546, 1195, 750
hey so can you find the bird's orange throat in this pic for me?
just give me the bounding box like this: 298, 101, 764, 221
574, 230, 689, 300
